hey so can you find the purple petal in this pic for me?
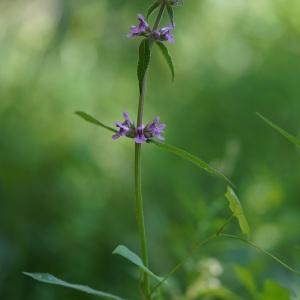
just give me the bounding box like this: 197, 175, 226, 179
135, 135, 147, 144
112, 133, 121, 140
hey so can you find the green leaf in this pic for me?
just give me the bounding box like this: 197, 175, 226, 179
150, 140, 233, 185
23, 272, 125, 300
75, 111, 117, 133
257, 113, 300, 148
166, 5, 174, 27
225, 187, 250, 236
113, 245, 163, 282
156, 42, 175, 81
137, 38, 151, 94
234, 265, 257, 297
260, 280, 290, 300
146, 0, 160, 20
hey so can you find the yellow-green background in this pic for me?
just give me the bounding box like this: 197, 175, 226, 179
1, 0, 300, 299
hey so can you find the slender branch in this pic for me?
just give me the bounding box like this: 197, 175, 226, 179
220, 234, 300, 276
134, 4, 166, 299
151, 219, 300, 296
150, 215, 235, 295
150, 234, 217, 295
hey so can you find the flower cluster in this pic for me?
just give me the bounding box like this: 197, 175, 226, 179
128, 14, 174, 43
112, 112, 166, 144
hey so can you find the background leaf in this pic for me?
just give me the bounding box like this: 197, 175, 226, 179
146, 1, 160, 20
257, 113, 300, 148
112, 245, 163, 282
137, 39, 151, 94
156, 42, 175, 81
260, 280, 290, 300
225, 186, 250, 236
234, 265, 257, 298
75, 111, 116, 133
23, 273, 125, 300
150, 140, 233, 185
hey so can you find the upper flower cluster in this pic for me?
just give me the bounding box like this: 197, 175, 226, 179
128, 14, 174, 43
112, 112, 166, 144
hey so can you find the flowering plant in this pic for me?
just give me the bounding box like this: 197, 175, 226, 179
23, 1, 300, 299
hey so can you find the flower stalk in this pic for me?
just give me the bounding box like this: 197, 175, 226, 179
134, 3, 166, 299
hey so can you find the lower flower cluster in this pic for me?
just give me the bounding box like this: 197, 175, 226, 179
112, 112, 166, 144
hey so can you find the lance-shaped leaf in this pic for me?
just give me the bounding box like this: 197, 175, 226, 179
257, 113, 300, 148
225, 186, 250, 236
150, 140, 233, 185
137, 38, 151, 94
146, 0, 160, 20
113, 245, 163, 282
156, 42, 175, 81
166, 5, 174, 28
75, 111, 117, 133
23, 272, 125, 300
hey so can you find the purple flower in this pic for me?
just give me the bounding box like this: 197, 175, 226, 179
128, 14, 150, 38
135, 125, 148, 144
158, 25, 175, 43
113, 113, 166, 143
145, 117, 166, 140
112, 112, 135, 140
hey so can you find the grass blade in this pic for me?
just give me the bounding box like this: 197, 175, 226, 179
257, 113, 300, 148
23, 272, 125, 300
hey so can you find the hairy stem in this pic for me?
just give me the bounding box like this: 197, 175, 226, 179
134, 3, 166, 299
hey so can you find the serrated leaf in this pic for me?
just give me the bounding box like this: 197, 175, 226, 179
75, 111, 117, 133
225, 187, 250, 236
166, 5, 174, 27
23, 272, 125, 300
113, 245, 163, 282
150, 140, 233, 185
156, 42, 175, 81
257, 113, 300, 148
146, 0, 160, 20
137, 38, 151, 94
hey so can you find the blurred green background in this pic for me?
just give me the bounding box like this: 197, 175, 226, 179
1, 0, 300, 299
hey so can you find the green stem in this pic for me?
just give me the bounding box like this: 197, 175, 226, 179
134, 3, 166, 299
